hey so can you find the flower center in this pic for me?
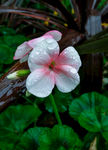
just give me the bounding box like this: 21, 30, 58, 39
49, 61, 55, 70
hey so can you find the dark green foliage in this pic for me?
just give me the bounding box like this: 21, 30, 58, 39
69, 92, 108, 141
0, 105, 41, 150
97, 0, 108, 10
38, 125, 82, 150
15, 127, 48, 150
0, 26, 28, 65
45, 88, 73, 112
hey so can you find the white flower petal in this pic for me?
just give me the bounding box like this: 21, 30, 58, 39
27, 36, 46, 48
28, 38, 60, 72
44, 30, 62, 41
20, 54, 29, 63
57, 46, 81, 71
26, 69, 55, 98
14, 42, 32, 60
55, 65, 80, 93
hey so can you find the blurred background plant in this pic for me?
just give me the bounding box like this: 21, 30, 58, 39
0, 0, 108, 150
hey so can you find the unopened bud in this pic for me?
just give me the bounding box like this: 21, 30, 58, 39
7, 69, 30, 80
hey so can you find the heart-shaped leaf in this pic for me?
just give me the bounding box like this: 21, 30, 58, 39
0, 105, 41, 148
15, 127, 48, 150
38, 125, 82, 150
69, 92, 108, 141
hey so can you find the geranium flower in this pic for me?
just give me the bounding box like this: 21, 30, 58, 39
26, 38, 81, 98
13, 30, 62, 61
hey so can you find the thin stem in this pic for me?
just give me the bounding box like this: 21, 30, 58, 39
49, 94, 62, 125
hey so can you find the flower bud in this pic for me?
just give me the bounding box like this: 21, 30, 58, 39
7, 69, 30, 80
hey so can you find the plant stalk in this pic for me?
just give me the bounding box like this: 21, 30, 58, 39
49, 94, 62, 125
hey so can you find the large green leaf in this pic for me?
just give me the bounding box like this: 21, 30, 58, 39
77, 36, 108, 54
0, 142, 14, 150
79, 110, 101, 132
15, 127, 48, 150
69, 92, 108, 140
0, 105, 41, 149
45, 89, 73, 113
38, 125, 82, 150
76, 28, 108, 54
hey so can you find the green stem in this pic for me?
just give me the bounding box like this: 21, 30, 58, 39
49, 94, 62, 125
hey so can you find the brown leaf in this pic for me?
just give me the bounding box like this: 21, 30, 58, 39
89, 137, 97, 150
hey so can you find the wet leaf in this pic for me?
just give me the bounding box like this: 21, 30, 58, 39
38, 125, 82, 150
15, 127, 48, 150
69, 92, 108, 140
0, 105, 41, 147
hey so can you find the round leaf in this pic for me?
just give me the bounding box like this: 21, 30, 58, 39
0, 105, 41, 144
15, 127, 48, 150
38, 125, 82, 150
69, 92, 108, 136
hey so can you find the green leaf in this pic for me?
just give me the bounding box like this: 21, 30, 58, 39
45, 89, 73, 113
97, 0, 107, 10
0, 44, 13, 64
69, 92, 108, 139
3, 35, 28, 50
38, 125, 82, 150
0, 26, 16, 35
0, 105, 41, 145
82, 132, 97, 150
79, 110, 101, 132
0, 34, 28, 65
0, 142, 14, 150
15, 127, 48, 150
101, 114, 108, 141
77, 36, 108, 54
76, 28, 108, 54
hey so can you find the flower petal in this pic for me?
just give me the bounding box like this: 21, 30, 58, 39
57, 46, 81, 71
27, 35, 53, 48
44, 30, 62, 41
26, 68, 55, 98
28, 38, 60, 72
55, 65, 80, 93
20, 54, 29, 63
14, 42, 32, 60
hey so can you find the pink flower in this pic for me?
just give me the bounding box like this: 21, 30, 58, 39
26, 38, 81, 98
13, 30, 62, 60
